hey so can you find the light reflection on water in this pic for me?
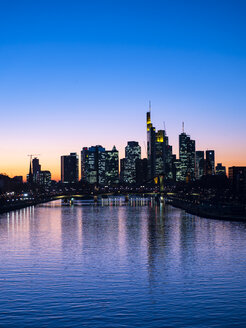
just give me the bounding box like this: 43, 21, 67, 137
0, 200, 246, 327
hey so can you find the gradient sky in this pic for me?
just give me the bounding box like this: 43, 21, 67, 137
0, 0, 246, 180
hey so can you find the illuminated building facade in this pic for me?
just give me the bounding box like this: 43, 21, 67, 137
61, 152, 79, 183
178, 132, 195, 182
105, 146, 119, 185
81, 145, 119, 185
32, 157, 41, 183
147, 108, 174, 180
39, 170, 51, 186
121, 141, 141, 184
195, 151, 205, 179
81, 146, 105, 185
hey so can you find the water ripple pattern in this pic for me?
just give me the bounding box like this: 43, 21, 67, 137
0, 200, 246, 327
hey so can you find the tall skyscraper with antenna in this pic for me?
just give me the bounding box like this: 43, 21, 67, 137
178, 125, 196, 182
146, 104, 174, 180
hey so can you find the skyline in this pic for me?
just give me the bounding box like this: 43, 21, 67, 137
1, 111, 242, 181
1, 0, 246, 180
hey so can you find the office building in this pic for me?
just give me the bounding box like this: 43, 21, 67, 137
216, 163, 226, 176
146, 106, 174, 180
205, 150, 215, 175
178, 129, 196, 182
81, 145, 119, 185
229, 166, 246, 195
136, 158, 148, 185
121, 141, 141, 184
105, 146, 119, 185
61, 153, 79, 183
32, 157, 41, 183
39, 170, 51, 186
195, 151, 205, 179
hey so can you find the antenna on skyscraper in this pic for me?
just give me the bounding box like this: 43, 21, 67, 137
163, 121, 166, 132
149, 100, 151, 112
182, 122, 184, 133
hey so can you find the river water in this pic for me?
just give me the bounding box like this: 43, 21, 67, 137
0, 199, 246, 327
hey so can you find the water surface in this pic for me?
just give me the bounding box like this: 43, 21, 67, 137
0, 200, 246, 327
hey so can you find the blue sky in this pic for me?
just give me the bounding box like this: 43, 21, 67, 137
0, 0, 245, 178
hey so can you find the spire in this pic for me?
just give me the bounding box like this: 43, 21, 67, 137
163, 121, 166, 135
28, 158, 33, 184
182, 121, 184, 133
29, 158, 32, 176
149, 100, 151, 112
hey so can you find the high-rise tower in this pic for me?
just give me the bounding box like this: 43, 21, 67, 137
179, 130, 196, 182
146, 105, 174, 180
61, 153, 79, 183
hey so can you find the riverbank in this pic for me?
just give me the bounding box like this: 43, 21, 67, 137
166, 197, 246, 221
0, 197, 55, 215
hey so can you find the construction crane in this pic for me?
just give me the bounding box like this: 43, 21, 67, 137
27, 154, 40, 172
27, 154, 40, 183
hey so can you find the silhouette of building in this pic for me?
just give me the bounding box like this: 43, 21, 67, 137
61, 153, 79, 183
216, 163, 226, 176
136, 158, 148, 185
13, 176, 23, 184
32, 157, 41, 183
205, 150, 215, 175
120, 158, 126, 183
229, 166, 246, 195
27, 159, 33, 184
195, 151, 205, 179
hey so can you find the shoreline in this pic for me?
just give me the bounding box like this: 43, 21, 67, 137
1, 196, 246, 222
0, 197, 55, 215
166, 198, 246, 222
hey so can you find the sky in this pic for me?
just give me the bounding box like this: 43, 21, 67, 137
0, 0, 246, 180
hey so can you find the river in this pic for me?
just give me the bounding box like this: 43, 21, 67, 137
0, 199, 246, 327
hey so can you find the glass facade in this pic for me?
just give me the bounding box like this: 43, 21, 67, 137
147, 111, 174, 181
122, 141, 141, 184
81, 145, 119, 186
195, 151, 205, 179
61, 153, 79, 183
178, 132, 196, 182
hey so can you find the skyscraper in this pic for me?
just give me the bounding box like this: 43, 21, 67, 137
178, 129, 196, 182
205, 150, 215, 175
121, 141, 141, 184
136, 158, 148, 185
147, 105, 156, 180
61, 153, 79, 183
216, 163, 226, 175
105, 146, 119, 185
146, 106, 174, 180
81, 145, 119, 186
81, 146, 105, 185
195, 151, 205, 179
229, 166, 246, 195
39, 170, 51, 186
32, 157, 41, 183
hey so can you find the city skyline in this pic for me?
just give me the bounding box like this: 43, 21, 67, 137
0, 107, 245, 181
1, 1, 246, 180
